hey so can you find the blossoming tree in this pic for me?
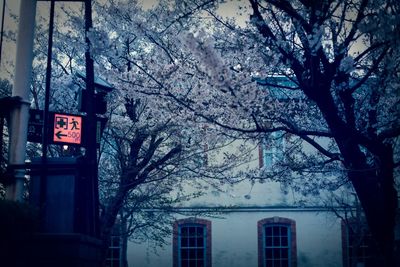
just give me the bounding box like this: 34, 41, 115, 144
84, 0, 399, 264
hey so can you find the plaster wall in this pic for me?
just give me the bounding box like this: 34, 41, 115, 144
127, 210, 343, 267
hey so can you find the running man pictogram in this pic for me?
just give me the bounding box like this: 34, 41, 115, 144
70, 118, 80, 130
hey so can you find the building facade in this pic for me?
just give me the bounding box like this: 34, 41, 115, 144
123, 77, 385, 267
125, 163, 354, 267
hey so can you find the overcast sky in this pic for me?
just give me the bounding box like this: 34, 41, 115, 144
0, 0, 86, 80
0, 0, 247, 81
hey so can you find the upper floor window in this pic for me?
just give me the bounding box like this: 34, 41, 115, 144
259, 131, 285, 169
258, 217, 297, 267
173, 218, 212, 267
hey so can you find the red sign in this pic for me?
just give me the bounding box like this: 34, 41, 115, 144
53, 113, 82, 144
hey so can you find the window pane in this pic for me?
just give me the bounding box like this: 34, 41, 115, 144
266, 248, 272, 259
111, 248, 119, 258
189, 249, 196, 258
281, 248, 288, 259
189, 227, 196, 236
264, 154, 273, 168
181, 238, 188, 247
273, 237, 280, 246
266, 237, 272, 246
111, 237, 120, 247
188, 259, 196, 267
197, 237, 204, 247
198, 260, 204, 267
281, 227, 287, 236
106, 249, 111, 259
273, 248, 280, 259
197, 227, 203, 236
282, 259, 289, 267
281, 236, 288, 246
181, 227, 189, 236
273, 226, 280, 236
189, 237, 196, 247
266, 259, 274, 267
181, 259, 188, 267
266, 227, 272, 236
196, 249, 203, 258
181, 249, 188, 259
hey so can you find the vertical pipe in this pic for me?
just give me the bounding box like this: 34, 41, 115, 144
6, 0, 36, 201
84, 0, 99, 237
0, 0, 6, 66
0, 1, 5, 188
39, 0, 55, 227
42, 0, 55, 160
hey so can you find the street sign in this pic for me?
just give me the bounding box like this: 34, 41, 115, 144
28, 109, 45, 143
28, 109, 106, 146
53, 113, 82, 145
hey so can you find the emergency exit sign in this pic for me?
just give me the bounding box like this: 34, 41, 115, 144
53, 113, 82, 145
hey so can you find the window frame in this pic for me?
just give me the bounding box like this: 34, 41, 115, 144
258, 217, 297, 267
341, 218, 373, 267
173, 218, 212, 267
106, 235, 122, 267
259, 131, 286, 169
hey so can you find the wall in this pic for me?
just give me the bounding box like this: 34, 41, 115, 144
127, 210, 343, 267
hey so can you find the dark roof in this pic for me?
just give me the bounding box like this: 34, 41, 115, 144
75, 71, 113, 92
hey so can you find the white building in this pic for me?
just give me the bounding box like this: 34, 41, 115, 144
122, 77, 378, 267
124, 142, 362, 267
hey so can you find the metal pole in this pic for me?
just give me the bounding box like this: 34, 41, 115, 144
6, 0, 36, 201
38, 0, 56, 224
0, 0, 6, 66
42, 0, 55, 170
84, 0, 99, 237
0, 0, 5, 188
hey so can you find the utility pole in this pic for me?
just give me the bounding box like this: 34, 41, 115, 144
6, 0, 36, 201
84, 0, 99, 237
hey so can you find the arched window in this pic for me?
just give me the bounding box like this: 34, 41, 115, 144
341, 218, 373, 267
258, 217, 297, 267
173, 218, 212, 267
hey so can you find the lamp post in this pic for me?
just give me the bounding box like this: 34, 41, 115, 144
6, 0, 36, 201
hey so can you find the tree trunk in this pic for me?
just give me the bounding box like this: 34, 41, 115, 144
346, 145, 397, 266
306, 80, 398, 266
318, 93, 397, 266
99, 188, 127, 267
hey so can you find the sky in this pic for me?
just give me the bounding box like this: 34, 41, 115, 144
0, 0, 367, 84
0, 0, 19, 80
0, 0, 87, 80
0, 0, 247, 82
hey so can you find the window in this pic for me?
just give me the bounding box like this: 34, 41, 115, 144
259, 131, 285, 169
258, 217, 296, 267
106, 221, 126, 267
106, 235, 122, 267
342, 218, 374, 267
173, 218, 211, 267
